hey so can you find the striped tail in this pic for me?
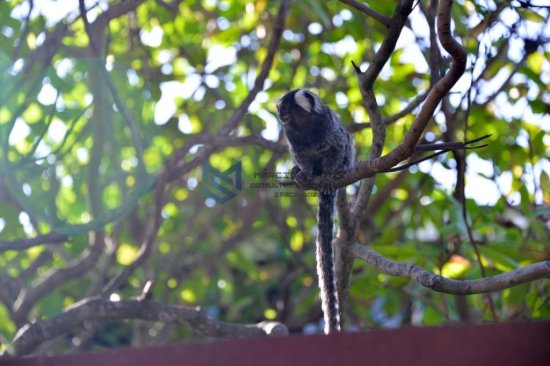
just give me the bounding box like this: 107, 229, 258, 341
316, 190, 340, 334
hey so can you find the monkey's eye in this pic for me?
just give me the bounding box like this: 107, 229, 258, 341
276, 101, 288, 115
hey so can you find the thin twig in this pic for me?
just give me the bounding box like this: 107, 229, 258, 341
384, 144, 487, 173
339, 0, 392, 27
414, 133, 491, 151
349, 89, 431, 132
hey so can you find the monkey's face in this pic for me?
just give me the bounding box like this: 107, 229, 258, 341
276, 89, 324, 126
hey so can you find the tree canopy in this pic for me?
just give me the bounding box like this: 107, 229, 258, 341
0, 0, 548, 357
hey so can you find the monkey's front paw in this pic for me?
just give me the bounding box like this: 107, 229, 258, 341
294, 170, 310, 186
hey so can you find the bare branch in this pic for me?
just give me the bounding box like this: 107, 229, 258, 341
10, 297, 287, 356
354, 0, 416, 91
384, 145, 487, 173
336, 190, 353, 240
351, 243, 550, 295
339, 0, 391, 27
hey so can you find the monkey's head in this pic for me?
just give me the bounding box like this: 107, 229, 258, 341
276, 89, 324, 126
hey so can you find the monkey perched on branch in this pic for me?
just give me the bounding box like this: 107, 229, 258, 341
277, 89, 355, 333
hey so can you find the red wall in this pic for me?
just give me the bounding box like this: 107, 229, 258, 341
3, 321, 549, 366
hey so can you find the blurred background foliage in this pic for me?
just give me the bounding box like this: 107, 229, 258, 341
0, 0, 548, 354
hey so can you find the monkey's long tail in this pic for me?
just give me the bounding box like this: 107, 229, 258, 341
317, 190, 340, 334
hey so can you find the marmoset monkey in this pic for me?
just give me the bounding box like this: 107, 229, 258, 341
277, 89, 354, 333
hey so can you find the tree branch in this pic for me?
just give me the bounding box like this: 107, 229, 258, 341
12, 233, 105, 326
351, 243, 550, 295
10, 297, 287, 356
372, 0, 467, 169
0, 232, 67, 252
301, 0, 467, 191
381, 134, 490, 173
345, 0, 417, 221
339, 0, 391, 27
336, 0, 416, 327
349, 89, 430, 132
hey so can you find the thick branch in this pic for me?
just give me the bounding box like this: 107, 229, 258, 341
10, 297, 287, 356
351, 243, 550, 295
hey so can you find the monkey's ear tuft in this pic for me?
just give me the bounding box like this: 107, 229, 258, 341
294, 89, 314, 113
